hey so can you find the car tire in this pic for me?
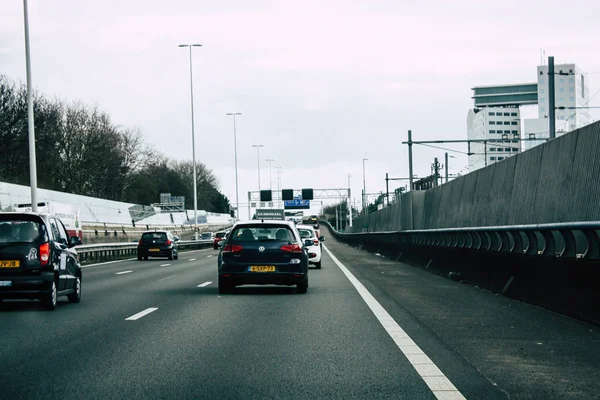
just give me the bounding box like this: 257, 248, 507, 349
174, 253, 179, 260
297, 280, 308, 294
168, 251, 174, 261
218, 278, 233, 294
43, 280, 58, 310
315, 261, 322, 269
137, 254, 142, 261
144, 256, 148, 261
68, 276, 81, 303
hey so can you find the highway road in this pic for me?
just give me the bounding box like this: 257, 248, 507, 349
1, 227, 599, 400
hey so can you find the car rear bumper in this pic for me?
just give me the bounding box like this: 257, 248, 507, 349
0, 272, 54, 298
219, 272, 307, 286
137, 247, 174, 257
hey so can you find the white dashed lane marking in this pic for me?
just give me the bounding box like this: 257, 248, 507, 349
197, 281, 212, 287
188, 258, 196, 262
125, 308, 158, 321
115, 270, 133, 275
159, 263, 171, 267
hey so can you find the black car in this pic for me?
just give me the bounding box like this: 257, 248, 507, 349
137, 230, 179, 260
217, 220, 310, 294
0, 212, 83, 310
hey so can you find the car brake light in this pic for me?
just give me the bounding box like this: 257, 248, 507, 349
40, 242, 50, 266
223, 244, 243, 253
309, 252, 317, 258
280, 244, 303, 253
313, 240, 319, 246
138, 239, 143, 245
165, 240, 172, 245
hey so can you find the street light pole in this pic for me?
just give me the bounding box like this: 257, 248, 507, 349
362, 158, 368, 216
276, 166, 282, 208
253, 145, 264, 191
179, 43, 202, 240
227, 113, 242, 221
266, 159, 275, 191
23, 0, 38, 212
347, 173, 352, 227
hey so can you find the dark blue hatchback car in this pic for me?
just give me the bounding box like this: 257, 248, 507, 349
217, 220, 310, 294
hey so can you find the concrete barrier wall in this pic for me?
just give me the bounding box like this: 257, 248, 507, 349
350, 120, 600, 232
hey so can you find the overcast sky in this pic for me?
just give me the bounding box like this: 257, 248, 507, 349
2, 0, 599, 217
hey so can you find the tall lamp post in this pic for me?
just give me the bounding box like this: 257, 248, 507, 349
266, 158, 275, 193
23, 0, 38, 211
179, 43, 202, 240
347, 173, 352, 227
362, 158, 368, 216
253, 145, 264, 190
276, 166, 283, 208
227, 113, 242, 220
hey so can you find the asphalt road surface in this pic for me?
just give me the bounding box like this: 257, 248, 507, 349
1, 229, 599, 400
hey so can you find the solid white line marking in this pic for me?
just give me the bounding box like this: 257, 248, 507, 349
115, 270, 133, 275
197, 281, 212, 287
322, 244, 466, 400
125, 307, 158, 321
188, 258, 196, 261
160, 263, 171, 267
80, 258, 136, 268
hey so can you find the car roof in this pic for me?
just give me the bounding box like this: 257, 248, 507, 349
141, 230, 169, 234
234, 220, 294, 228
296, 224, 316, 231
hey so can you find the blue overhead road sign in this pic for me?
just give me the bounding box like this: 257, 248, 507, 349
284, 198, 310, 210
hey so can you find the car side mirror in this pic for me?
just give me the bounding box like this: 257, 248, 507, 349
304, 239, 313, 247
69, 236, 82, 248
319, 236, 325, 242
174, 236, 180, 242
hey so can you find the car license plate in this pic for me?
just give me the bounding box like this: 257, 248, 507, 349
149, 249, 160, 252
0, 260, 19, 268
0, 281, 11, 286
250, 266, 275, 272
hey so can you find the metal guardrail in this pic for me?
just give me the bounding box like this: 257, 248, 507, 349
75, 240, 214, 264
324, 221, 600, 261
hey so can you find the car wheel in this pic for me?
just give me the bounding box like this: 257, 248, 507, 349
68, 276, 81, 303
144, 256, 148, 261
218, 278, 233, 294
43, 280, 58, 310
174, 253, 179, 260
315, 261, 322, 269
168, 250, 174, 261
297, 280, 308, 294
137, 254, 142, 261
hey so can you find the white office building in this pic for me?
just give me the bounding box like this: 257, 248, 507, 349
523, 63, 592, 152
469, 62, 593, 167
467, 106, 521, 171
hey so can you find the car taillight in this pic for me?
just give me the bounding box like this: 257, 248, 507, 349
138, 239, 143, 245
40, 242, 50, 266
223, 244, 243, 253
313, 240, 319, 246
280, 244, 303, 253
309, 252, 317, 258
165, 240, 172, 245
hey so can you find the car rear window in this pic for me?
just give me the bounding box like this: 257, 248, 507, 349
201, 233, 213, 239
142, 232, 167, 240
215, 232, 226, 238
298, 229, 314, 239
0, 219, 46, 244
230, 225, 296, 242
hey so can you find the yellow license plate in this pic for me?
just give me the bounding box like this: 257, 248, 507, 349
149, 249, 160, 252
0, 260, 20, 268
250, 266, 275, 272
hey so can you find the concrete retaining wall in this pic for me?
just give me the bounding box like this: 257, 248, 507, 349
351, 120, 600, 232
